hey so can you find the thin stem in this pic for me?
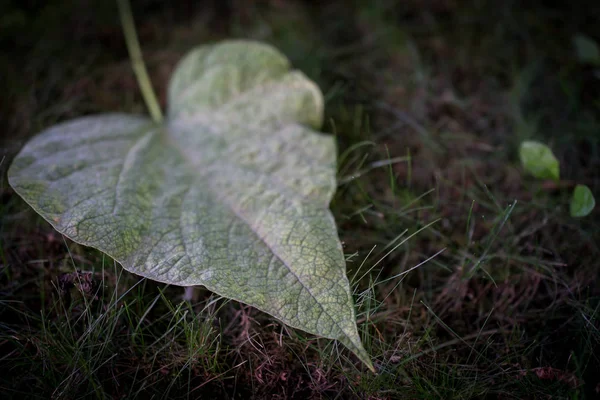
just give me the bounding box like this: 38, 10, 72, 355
117, 0, 163, 123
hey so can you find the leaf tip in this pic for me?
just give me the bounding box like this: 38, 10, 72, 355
365, 359, 377, 374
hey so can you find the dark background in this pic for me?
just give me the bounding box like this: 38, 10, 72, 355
1, 1, 599, 399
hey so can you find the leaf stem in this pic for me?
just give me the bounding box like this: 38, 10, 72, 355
117, 0, 164, 123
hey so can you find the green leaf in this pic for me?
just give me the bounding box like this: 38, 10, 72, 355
8, 40, 374, 372
570, 184, 595, 217
519, 140, 560, 181
573, 34, 600, 65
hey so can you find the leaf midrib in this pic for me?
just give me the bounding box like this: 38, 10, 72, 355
160, 126, 353, 342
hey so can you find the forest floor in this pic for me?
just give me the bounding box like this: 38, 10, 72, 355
1, 1, 599, 399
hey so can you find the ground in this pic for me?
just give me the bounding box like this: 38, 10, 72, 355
0, 0, 599, 399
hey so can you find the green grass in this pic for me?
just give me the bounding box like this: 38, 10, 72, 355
1, 0, 599, 399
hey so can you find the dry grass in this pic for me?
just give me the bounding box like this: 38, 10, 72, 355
1, 0, 599, 399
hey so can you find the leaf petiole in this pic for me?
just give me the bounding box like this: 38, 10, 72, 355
117, 0, 164, 123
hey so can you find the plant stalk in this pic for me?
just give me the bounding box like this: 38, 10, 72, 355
117, 0, 164, 123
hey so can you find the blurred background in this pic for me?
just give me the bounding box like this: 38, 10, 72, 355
0, 1, 599, 398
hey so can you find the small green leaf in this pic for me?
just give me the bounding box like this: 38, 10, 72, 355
8, 40, 374, 372
573, 34, 600, 65
519, 140, 560, 181
570, 184, 595, 217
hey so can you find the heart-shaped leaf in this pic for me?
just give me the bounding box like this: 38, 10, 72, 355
8, 40, 373, 371
570, 184, 595, 217
519, 140, 560, 181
